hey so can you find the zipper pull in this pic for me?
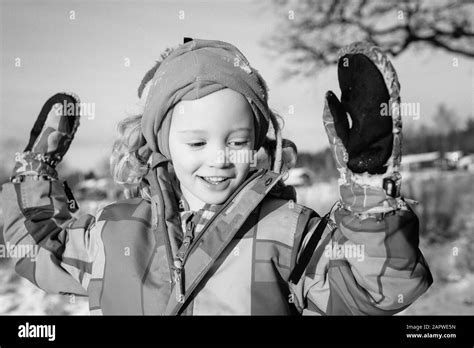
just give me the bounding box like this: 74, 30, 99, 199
187, 220, 195, 233
173, 259, 185, 303
185, 220, 195, 243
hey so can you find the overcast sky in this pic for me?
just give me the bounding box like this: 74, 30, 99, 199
1, 0, 472, 171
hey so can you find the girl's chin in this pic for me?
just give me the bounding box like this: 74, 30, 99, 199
194, 186, 236, 206
198, 189, 231, 205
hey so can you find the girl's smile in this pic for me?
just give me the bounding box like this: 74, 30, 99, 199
197, 175, 232, 190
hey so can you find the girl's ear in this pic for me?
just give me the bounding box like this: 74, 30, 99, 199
281, 138, 297, 171
255, 137, 274, 170
255, 137, 297, 172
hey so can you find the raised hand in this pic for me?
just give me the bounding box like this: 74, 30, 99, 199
11, 93, 81, 181
323, 43, 403, 214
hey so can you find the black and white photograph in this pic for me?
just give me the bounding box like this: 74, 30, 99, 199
0, 0, 473, 345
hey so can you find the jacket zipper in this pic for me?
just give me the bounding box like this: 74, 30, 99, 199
172, 168, 267, 305
173, 218, 194, 303
181, 168, 266, 265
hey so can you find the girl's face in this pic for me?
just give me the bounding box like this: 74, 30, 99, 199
168, 88, 256, 211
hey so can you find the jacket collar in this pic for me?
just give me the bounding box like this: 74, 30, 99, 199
165, 168, 284, 315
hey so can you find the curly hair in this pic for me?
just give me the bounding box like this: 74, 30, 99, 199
110, 114, 151, 185
110, 47, 176, 185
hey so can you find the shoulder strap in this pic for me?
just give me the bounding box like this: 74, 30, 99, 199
288, 212, 330, 285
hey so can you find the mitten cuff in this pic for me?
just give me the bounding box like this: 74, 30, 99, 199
339, 171, 407, 218
11, 151, 59, 182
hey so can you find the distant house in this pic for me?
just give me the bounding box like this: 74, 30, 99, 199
445, 151, 463, 163
400, 152, 440, 172
400, 151, 465, 173
458, 154, 474, 171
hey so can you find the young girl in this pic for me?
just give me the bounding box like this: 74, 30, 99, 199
2, 38, 432, 315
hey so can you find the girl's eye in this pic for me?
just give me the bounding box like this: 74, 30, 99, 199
228, 140, 250, 147
187, 142, 206, 148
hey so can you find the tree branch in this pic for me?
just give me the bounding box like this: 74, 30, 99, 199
264, 0, 474, 77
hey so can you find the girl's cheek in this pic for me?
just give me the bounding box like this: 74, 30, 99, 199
181, 148, 203, 170
171, 144, 197, 171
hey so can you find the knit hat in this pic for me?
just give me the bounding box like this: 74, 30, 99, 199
140, 38, 272, 159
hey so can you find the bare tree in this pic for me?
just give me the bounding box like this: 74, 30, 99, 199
264, 0, 474, 77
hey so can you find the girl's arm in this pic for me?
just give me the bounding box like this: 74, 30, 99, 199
2, 177, 103, 296
289, 41, 433, 315
2, 93, 102, 296
289, 191, 433, 315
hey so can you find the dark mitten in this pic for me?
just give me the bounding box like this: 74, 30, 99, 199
323, 42, 403, 210
326, 53, 393, 174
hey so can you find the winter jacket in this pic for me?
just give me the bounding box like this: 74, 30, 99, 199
1, 168, 432, 315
